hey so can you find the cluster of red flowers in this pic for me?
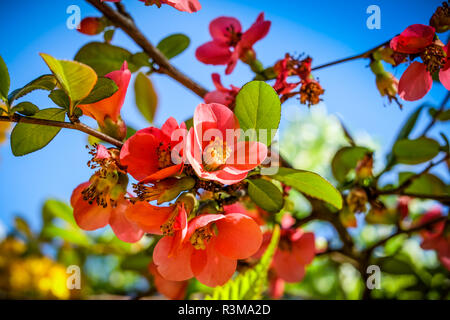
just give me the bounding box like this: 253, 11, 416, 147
390, 24, 450, 101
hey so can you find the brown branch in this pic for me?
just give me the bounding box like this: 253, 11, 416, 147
364, 215, 447, 255
86, 0, 209, 98
311, 40, 390, 71
420, 91, 450, 137
0, 114, 124, 148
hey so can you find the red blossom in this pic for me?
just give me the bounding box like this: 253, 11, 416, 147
196, 13, 270, 74
185, 103, 267, 184
120, 117, 186, 182
153, 213, 262, 287
204, 73, 240, 108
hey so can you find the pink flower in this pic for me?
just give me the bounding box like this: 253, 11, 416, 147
196, 13, 271, 74
139, 0, 201, 13
390, 24, 450, 101
185, 103, 267, 184
204, 73, 239, 108
153, 213, 262, 287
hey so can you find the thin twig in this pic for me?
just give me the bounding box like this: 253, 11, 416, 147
311, 40, 390, 71
0, 114, 124, 148
86, 0, 208, 98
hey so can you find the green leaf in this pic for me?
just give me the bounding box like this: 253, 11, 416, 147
103, 29, 115, 43
0, 55, 10, 101
10, 108, 66, 156
398, 172, 448, 196
49, 90, 71, 109
206, 225, 280, 300
331, 146, 370, 182
125, 126, 137, 140
393, 137, 440, 165
74, 42, 137, 76
130, 52, 151, 69
184, 117, 193, 130
429, 108, 450, 121
234, 81, 281, 146
247, 179, 284, 213
11, 102, 39, 116
156, 34, 190, 59
385, 104, 425, 168
42, 199, 77, 226
41, 224, 91, 247
14, 216, 33, 239
40, 53, 97, 102
80, 77, 118, 104
134, 72, 158, 123
8, 74, 57, 105
271, 168, 343, 209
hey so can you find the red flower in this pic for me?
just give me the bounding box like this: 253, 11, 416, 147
223, 202, 267, 226
78, 61, 131, 139
196, 13, 270, 74
185, 103, 267, 184
71, 182, 143, 243
255, 214, 315, 283
153, 213, 262, 287
204, 73, 240, 108
390, 24, 450, 101
419, 207, 450, 271
149, 262, 188, 300
70, 145, 143, 242
120, 117, 186, 182
138, 0, 201, 13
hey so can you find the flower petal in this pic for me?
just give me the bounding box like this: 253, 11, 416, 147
153, 236, 194, 281
398, 62, 432, 101
226, 140, 267, 173
291, 231, 315, 265
240, 13, 271, 48
192, 240, 237, 287
166, 0, 201, 13
390, 24, 435, 54
439, 60, 450, 90
71, 182, 111, 231
209, 17, 242, 43
149, 262, 188, 300
125, 202, 174, 234
272, 249, 306, 283
109, 198, 144, 243
214, 213, 262, 259
196, 41, 232, 65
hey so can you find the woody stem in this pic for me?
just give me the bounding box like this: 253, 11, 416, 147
86, 0, 209, 98
0, 114, 124, 148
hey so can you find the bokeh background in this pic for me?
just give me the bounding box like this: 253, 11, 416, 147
0, 0, 448, 299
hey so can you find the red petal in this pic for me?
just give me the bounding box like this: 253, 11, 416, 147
78, 61, 131, 124
209, 17, 242, 44
71, 182, 111, 231
109, 198, 144, 243
214, 213, 262, 259
125, 202, 174, 234
186, 214, 225, 240
120, 128, 160, 181
139, 164, 183, 183
167, 0, 201, 13
273, 249, 306, 283
390, 24, 435, 54
148, 262, 188, 300
192, 240, 237, 287
439, 60, 450, 90
226, 141, 267, 173
241, 13, 271, 48
196, 41, 232, 65
291, 232, 316, 265
153, 236, 194, 281
398, 62, 432, 101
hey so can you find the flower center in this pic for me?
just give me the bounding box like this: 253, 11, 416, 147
203, 138, 231, 172
278, 236, 293, 252
190, 225, 216, 250
421, 44, 447, 75
300, 81, 325, 107
226, 25, 242, 47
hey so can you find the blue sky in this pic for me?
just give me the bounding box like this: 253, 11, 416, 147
0, 0, 448, 231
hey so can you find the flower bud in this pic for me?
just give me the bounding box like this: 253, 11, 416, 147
78, 17, 105, 35
134, 177, 196, 205
99, 116, 127, 141
346, 188, 368, 213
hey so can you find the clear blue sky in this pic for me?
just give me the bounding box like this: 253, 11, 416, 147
0, 0, 448, 231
